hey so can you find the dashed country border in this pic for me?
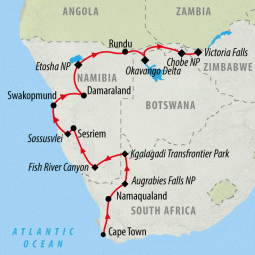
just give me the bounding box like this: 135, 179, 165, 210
50, 44, 202, 237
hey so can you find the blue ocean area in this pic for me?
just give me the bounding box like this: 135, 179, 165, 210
208, 31, 232, 48
70, 55, 83, 63
1, 1, 254, 254
145, 64, 164, 82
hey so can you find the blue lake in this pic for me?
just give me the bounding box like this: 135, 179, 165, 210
0, 2, 254, 254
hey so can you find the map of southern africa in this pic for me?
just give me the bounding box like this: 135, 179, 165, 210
1, 0, 255, 254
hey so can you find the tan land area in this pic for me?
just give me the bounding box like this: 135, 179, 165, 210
20, 0, 255, 48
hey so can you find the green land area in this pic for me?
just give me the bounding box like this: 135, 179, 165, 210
20, 0, 255, 48
208, 180, 237, 205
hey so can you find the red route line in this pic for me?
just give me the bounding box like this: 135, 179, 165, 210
52, 109, 57, 123
95, 51, 123, 57
53, 93, 82, 132
159, 46, 179, 52
110, 153, 122, 159
66, 92, 82, 96
55, 93, 81, 103
106, 201, 110, 215
71, 44, 198, 101
74, 131, 82, 149
102, 157, 129, 233
82, 152, 93, 167
103, 218, 109, 233
125, 170, 128, 182
110, 184, 123, 197
51, 44, 200, 236
81, 54, 93, 63
97, 158, 109, 166
97, 153, 122, 166
74, 131, 94, 166
125, 157, 129, 181
102, 156, 128, 232
56, 123, 65, 133
73, 68, 81, 94
143, 46, 157, 55
128, 50, 144, 56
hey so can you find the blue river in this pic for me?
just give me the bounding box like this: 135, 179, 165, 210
208, 31, 232, 48
0, 2, 254, 254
